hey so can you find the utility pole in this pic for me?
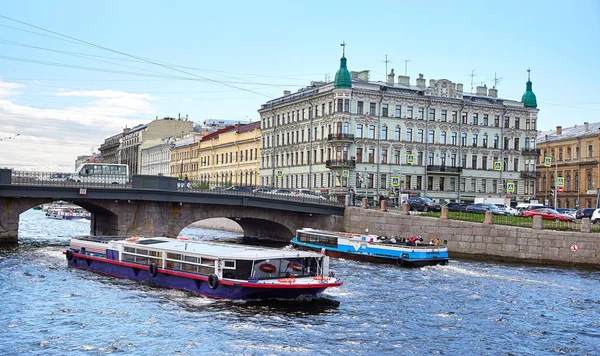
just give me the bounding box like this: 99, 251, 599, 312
554, 155, 558, 209
404, 60, 411, 76
383, 55, 391, 80
470, 69, 476, 93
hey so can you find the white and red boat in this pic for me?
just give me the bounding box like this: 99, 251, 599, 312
65, 236, 342, 300
47, 208, 91, 220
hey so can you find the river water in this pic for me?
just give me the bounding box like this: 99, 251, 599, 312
1, 210, 599, 355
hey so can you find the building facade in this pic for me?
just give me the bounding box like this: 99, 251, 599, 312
140, 138, 176, 176
258, 54, 540, 203
169, 134, 202, 180
196, 122, 261, 186
99, 129, 128, 164
536, 122, 600, 209
119, 117, 193, 175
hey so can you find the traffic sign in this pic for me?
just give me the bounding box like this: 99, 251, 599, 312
544, 156, 552, 167
406, 154, 415, 165
391, 176, 400, 187
506, 182, 515, 193
557, 177, 564, 187
276, 169, 283, 178
493, 161, 503, 171
557, 186, 564, 194
342, 169, 349, 178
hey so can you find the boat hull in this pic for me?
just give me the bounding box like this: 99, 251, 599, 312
67, 252, 337, 300
291, 241, 448, 268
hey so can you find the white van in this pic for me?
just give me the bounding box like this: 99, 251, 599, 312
70, 164, 130, 185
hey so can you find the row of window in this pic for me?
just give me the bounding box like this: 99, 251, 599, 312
540, 170, 594, 191
199, 148, 258, 167
260, 173, 535, 193
262, 100, 536, 131
540, 143, 595, 163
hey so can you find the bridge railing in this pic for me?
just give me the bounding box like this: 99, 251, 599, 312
0, 169, 344, 207
6, 170, 132, 189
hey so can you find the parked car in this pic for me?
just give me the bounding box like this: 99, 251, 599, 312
273, 189, 294, 195
556, 208, 577, 217
523, 208, 575, 222
294, 189, 326, 200
576, 208, 596, 220
590, 209, 600, 223
494, 204, 518, 216
465, 203, 507, 215
446, 203, 468, 212
252, 187, 272, 193
407, 197, 441, 212
225, 185, 254, 192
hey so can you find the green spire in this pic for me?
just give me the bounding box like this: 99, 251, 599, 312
521, 68, 537, 108
334, 41, 352, 88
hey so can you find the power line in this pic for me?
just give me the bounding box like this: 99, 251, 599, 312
0, 15, 275, 98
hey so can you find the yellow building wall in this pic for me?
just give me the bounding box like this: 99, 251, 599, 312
536, 135, 600, 209
197, 125, 261, 187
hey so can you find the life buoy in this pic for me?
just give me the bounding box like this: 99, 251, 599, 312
125, 237, 140, 243
65, 250, 74, 261
259, 263, 276, 274
287, 261, 303, 272
149, 263, 158, 277
208, 274, 219, 289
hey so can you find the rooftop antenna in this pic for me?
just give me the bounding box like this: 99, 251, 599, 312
491, 72, 504, 89
382, 54, 391, 80
470, 69, 477, 93
404, 59, 411, 76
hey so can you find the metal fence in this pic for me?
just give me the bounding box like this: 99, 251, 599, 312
4, 170, 344, 207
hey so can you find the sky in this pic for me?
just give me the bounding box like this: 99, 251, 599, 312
0, 0, 598, 171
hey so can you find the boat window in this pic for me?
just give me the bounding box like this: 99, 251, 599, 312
223, 260, 235, 268
124, 247, 135, 253
184, 255, 198, 263
250, 258, 321, 280
167, 253, 182, 260
136, 249, 148, 256
181, 263, 198, 273
296, 232, 338, 248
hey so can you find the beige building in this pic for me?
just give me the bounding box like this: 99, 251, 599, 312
258, 52, 540, 203
119, 117, 193, 175
536, 122, 600, 209
169, 133, 202, 180
196, 122, 261, 186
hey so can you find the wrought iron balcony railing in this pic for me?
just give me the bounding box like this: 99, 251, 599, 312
327, 133, 355, 141
426, 165, 462, 174
325, 159, 356, 169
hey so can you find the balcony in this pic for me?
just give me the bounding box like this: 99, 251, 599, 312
325, 159, 356, 169
520, 170, 540, 178
521, 148, 541, 156
327, 133, 355, 142
427, 165, 462, 174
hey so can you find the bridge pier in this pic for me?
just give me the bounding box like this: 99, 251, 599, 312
0, 197, 46, 244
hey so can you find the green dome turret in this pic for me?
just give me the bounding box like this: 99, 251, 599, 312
334, 56, 352, 88
521, 69, 537, 108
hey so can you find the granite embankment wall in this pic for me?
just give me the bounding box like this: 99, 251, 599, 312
343, 207, 600, 268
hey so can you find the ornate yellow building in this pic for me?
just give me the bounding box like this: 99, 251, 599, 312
197, 122, 261, 187
536, 122, 600, 209
169, 133, 204, 180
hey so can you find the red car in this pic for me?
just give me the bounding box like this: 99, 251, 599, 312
522, 208, 575, 222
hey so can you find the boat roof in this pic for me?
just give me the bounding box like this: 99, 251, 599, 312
74, 236, 321, 260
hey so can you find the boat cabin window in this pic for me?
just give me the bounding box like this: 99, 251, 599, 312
251, 257, 322, 280
122, 247, 162, 265
167, 253, 182, 260
224, 260, 235, 268
296, 232, 338, 248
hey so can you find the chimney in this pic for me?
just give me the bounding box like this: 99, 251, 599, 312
387, 68, 395, 85
476, 85, 488, 95
456, 83, 463, 92
556, 126, 562, 135
429, 79, 436, 88
350, 71, 358, 79
488, 88, 498, 97
397, 75, 410, 85
283, 90, 291, 96
584, 122, 589, 131
416, 73, 426, 88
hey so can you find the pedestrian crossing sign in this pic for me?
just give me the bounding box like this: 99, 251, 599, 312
407, 154, 415, 165
276, 170, 283, 178
507, 182, 515, 193
493, 161, 503, 171
544, 156, 552, 167
557, 177, 564, 187
342, 170, 349, 178
391, 176, 400, 187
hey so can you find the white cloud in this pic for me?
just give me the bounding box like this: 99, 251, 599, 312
0, 80, 25, 97
0, 82, 158, 171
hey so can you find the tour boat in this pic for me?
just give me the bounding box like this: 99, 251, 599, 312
291, 228, 449, 267
65, 236, 342, 300
47, 208, 91, 220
